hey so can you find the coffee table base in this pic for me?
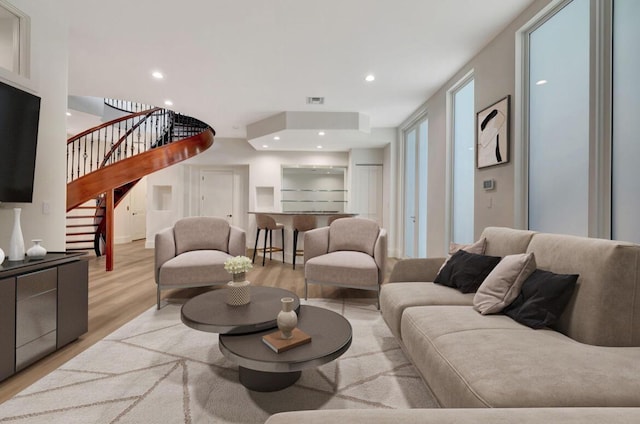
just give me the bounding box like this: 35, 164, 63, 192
238, 367, 301, 392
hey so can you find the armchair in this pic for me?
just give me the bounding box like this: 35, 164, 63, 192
304, 218, 387, 308
154, 216, 246, 309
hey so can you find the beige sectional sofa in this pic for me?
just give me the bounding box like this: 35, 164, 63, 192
265, 227, 640, 423
382, 227, 640, 408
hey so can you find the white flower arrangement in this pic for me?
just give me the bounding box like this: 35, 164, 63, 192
224, 255, 253, 275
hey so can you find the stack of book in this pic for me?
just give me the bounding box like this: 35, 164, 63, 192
262, 328, 312, 353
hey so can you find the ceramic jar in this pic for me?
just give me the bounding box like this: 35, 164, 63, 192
277, 297, 298, 339
27, 239, 47, 259
226, 272, 251, 306
0, 247, 4, 265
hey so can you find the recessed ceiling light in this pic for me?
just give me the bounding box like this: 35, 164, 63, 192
318, 131, 325, 136
164, 100, 173, 106
262, 144, 269, 148
536, 79, 548, 86
316, 145, 323, 149
273, 136, 280, 140
152, 71, 164, 79
66, 112, 71, 116
365, 74, 375, 82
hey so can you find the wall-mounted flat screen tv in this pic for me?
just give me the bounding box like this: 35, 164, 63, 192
0, 80, 41, 202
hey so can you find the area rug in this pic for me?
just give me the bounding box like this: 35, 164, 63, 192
0, 299, 437, 423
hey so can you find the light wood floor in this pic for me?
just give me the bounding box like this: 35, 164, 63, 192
0, 241, 396, 403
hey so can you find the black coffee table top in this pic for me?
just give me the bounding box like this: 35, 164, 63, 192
181, 286, 300, 335
219, 305, 352, 373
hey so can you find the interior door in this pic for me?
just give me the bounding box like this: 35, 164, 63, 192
354, 164, 383, 225
129, 177, 147, 241
403, 118, 428, 258
201, 170, 234, 222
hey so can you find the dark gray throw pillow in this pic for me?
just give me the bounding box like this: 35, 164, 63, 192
503, 269, 578, 329
434, 250, 501, 293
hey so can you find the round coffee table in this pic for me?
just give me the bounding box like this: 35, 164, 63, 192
219, 305, 352, 392
181, 286, 299, 334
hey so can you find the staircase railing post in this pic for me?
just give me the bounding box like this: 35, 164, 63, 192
105, 189, 114, 271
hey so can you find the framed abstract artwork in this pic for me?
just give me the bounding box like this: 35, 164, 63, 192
476, 95, 510, 169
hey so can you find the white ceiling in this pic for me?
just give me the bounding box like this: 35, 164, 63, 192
65, 0, 533, 151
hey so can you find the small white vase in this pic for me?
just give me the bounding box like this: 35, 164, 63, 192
27, 239, 47, 259
0, 247, 5, 265
9, 208, 24, 261
277, 297, 298, 339
226, 274, 251, 306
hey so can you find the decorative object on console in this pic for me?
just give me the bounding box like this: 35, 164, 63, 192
276, 297, 298, 339
477, 95, 510, 169
473, 252, 537, 315
0, 247, 4, 264
224, 255, 253, 306
434, 250, 501, 293
26, 239, 47, 259
8, 208, 24, 261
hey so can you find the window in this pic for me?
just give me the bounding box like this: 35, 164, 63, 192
612, 0, 640, 243
0, 1, 29, 76
403, 116, 428, 258
449, 76, 475, 245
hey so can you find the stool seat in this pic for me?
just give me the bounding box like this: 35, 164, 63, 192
253, 214, 285, 266
292, 215, 317, 270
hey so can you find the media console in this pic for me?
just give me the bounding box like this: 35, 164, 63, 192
0, 252, 88, 381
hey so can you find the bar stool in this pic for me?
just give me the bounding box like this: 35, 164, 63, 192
292, 215, 317, 270
252, 214, 285, 266
327, 214, 351, 225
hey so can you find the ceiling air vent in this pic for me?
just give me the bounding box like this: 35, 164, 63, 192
306, 97, 325, 105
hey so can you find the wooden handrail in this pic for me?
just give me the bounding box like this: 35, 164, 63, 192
100, 110, 161, 167
66, 128, 214, 211
66, 107, 161, 144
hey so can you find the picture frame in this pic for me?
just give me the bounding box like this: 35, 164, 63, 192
476, 95, 510, 169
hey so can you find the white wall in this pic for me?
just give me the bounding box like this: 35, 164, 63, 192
145, 137, 355, 248
0, 0, 67, 254
392, 0, 553, 258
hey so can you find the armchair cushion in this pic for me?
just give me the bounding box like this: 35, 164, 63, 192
305, 251, 379, 288
158, 250, 233, 287
328, 218, 379, 256
174, 217, 230, 255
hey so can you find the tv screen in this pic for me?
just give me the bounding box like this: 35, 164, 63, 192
0, 80, 41, 202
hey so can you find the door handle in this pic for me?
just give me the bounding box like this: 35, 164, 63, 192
227, 214, 232, 218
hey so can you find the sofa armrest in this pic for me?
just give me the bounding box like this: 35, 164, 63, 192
304, 227, 330, 262
228, 225, 247, 257
155, 227, 176, 284
388, 257, 446, 283
374, 229, 388, 283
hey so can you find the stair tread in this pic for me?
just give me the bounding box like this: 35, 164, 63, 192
66, 232, 96, 236
66, 224, 99, 228
66, 240, 94, 244
67, 215, 104, 219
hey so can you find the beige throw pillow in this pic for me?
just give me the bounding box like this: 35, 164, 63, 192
438, 237, 487, 273
473, 252, 536, 315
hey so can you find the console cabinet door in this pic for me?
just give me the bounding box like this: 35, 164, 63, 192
57, 260, 88, 348
0, 277, 16, 381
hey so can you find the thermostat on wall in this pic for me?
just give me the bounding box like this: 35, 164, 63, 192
483, 179, 495, 191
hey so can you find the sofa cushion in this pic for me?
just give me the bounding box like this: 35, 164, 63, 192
435, 250, 501, 293
480, 227, 536, 257
174, 217, 230, 255
305, 251, 378, 287
401, 305, 640, 407
526, 233, 640, 346
438, 237, 487, 273
380, 282, 474, 339
328, 218, 379, 256
503, 269, 578, 329
158, 250, 232, 287
265, 408, 640, 424
473, 252, 537, 315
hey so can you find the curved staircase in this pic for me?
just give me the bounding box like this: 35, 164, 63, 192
66, 102, 214, 270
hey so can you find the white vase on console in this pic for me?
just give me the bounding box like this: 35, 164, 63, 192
9, 208, 24, 261
27, 239, 47, 259
0, 247, 4, 265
